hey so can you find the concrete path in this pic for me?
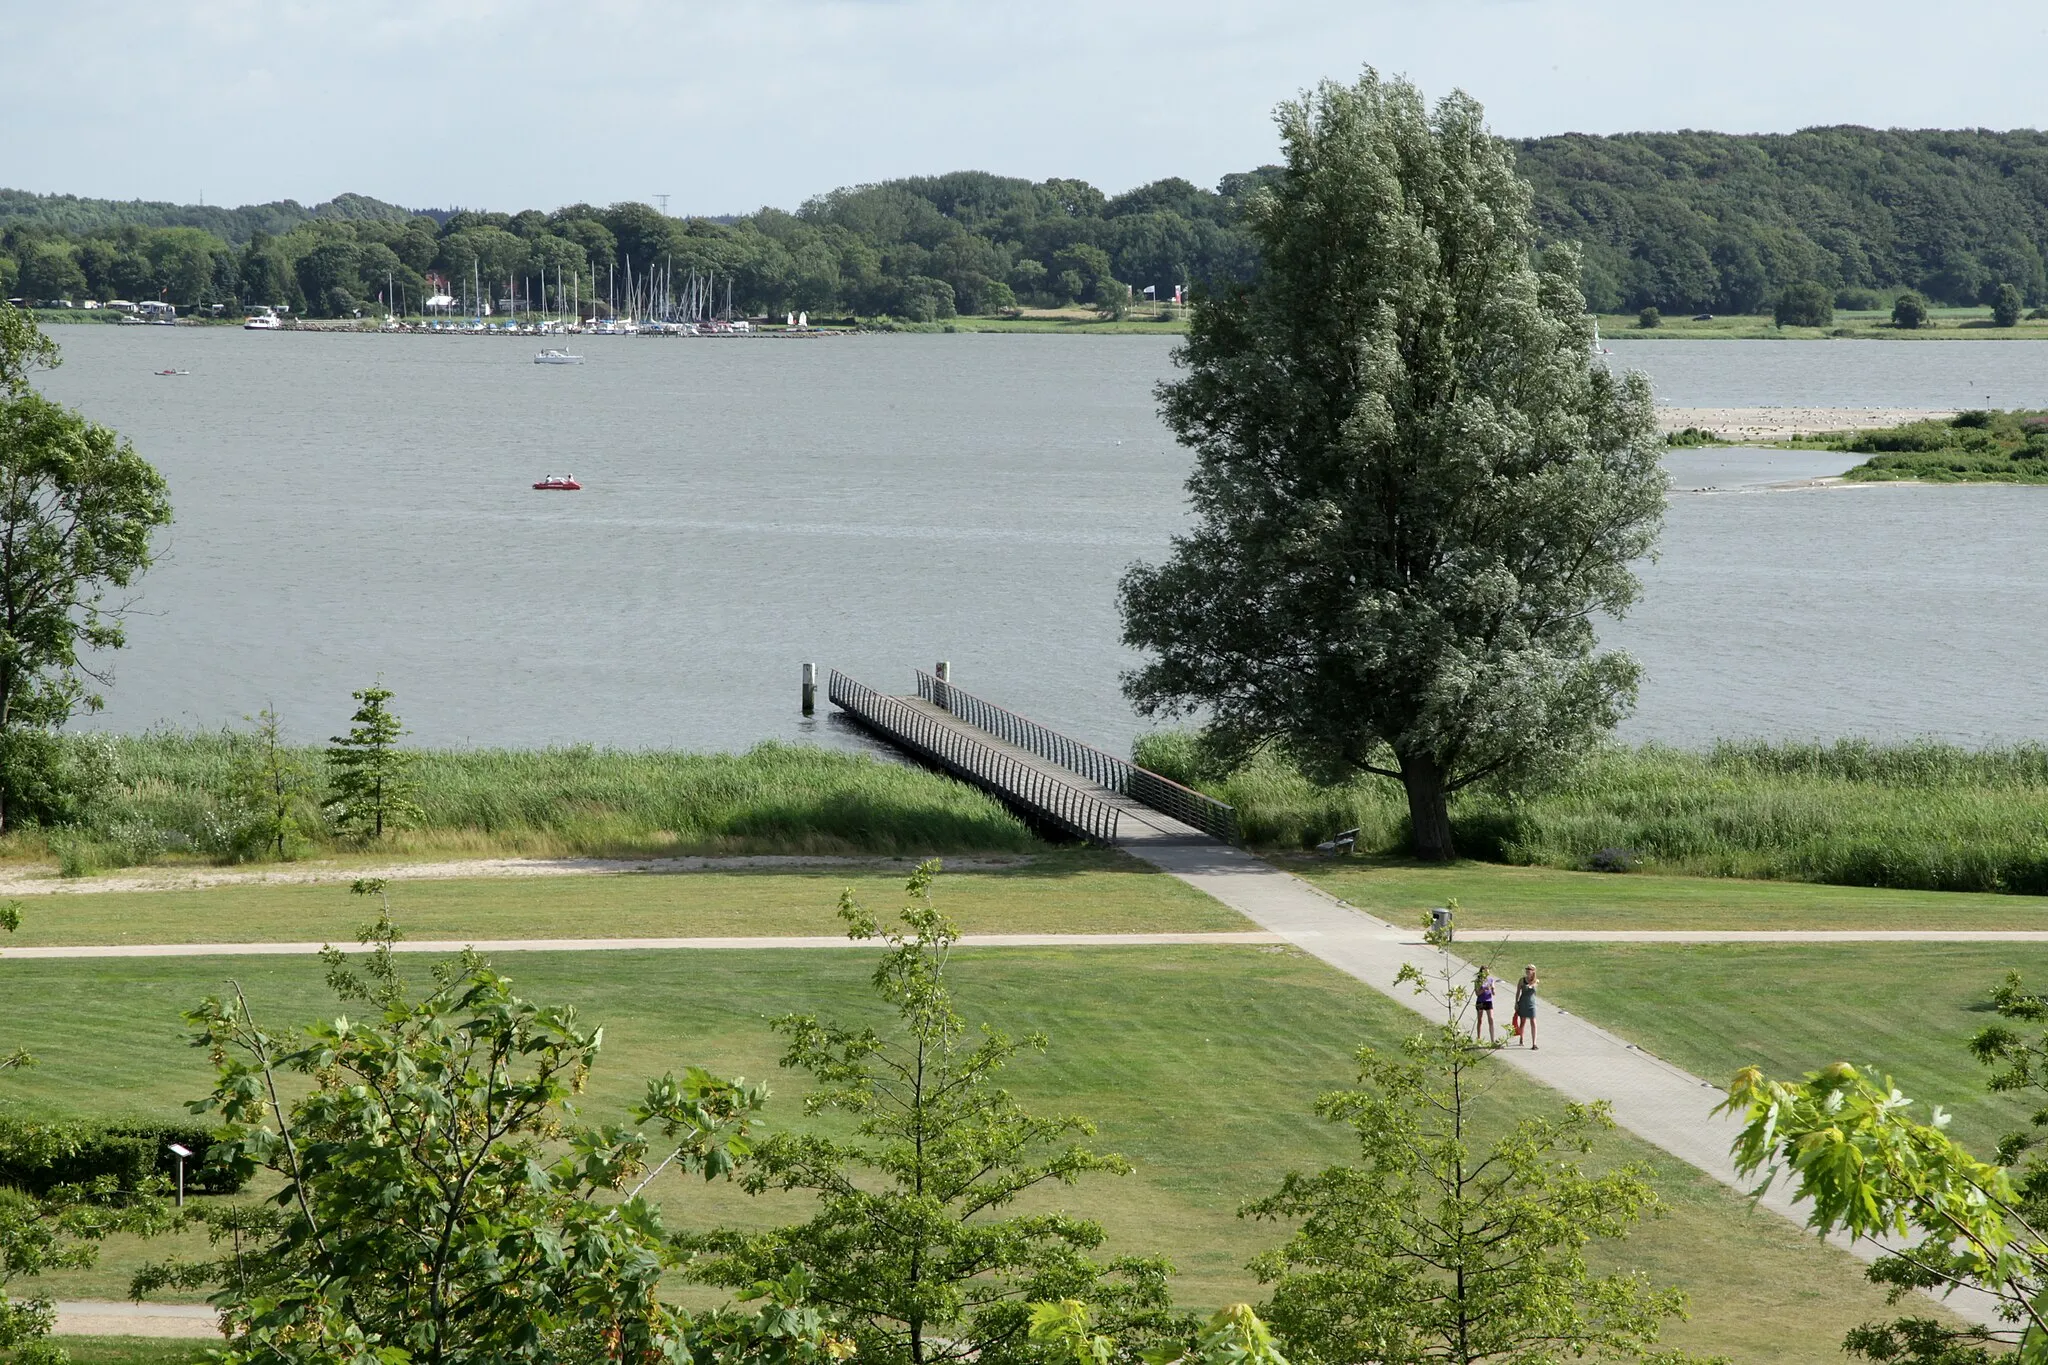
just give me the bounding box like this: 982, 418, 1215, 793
54, 1299, 218, 1337
0, 852, 1037, 899
17, 926, 2039, 961
2, 932, 1285, 960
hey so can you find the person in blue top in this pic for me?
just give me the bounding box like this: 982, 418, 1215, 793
1473, 967, 1500, 1043
1514, 965, 1540, 1049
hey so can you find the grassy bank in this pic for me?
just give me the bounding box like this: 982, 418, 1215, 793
1139, 732, 2048, 895
5, 735, 1037, 872
0, 944, 1927, 1353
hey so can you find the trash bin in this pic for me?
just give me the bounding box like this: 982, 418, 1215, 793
1429, 906, 1454, 940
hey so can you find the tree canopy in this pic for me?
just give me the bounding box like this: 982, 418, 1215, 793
1118, 71, 1665, 860
0, 308, 171, 831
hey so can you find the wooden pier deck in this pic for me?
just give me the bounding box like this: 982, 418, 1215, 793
826, 669, 1237, 847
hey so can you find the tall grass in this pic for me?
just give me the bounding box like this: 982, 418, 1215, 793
1136, 731, 2048, 895
5, 732, 1037, 871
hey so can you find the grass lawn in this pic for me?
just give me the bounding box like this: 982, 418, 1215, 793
1535, 942, 2048, 1155
46, 1341, 214, 1365
1, 944, 1944, 1359
0, 852, 1247, 946
1292, 856, 2048, 929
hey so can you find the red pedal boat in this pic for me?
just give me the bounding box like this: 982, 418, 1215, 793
532, 474, 582, 491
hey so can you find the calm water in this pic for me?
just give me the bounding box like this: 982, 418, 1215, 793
32, 329, 2048, 753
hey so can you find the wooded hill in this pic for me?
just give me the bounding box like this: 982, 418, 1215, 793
6, 125, 2048, 319
1515, 126, 2048, 312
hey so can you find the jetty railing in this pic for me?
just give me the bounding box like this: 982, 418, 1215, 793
829, 670, 1122, 844
914, 670, 1240, 844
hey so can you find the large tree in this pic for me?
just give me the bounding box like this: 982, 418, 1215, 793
0, 306, 171, 832
1118, 70, 1664, 859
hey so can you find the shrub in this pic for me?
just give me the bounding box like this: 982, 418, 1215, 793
1835, 287, 1884, 310
1774, 281, 1834, 327
1847, 427, 1952, 453
1636, 306, 1660, 329
1952, 409, 1994, 429
0, 1116, 246, 1196
1587, 846, 1638, 873
1994, 282, 2024, 327
1663, 426, 1722, 447
1892, 291, 1929, 329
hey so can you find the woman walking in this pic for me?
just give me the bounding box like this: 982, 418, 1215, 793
1473, 967, 1499, 1043
1514, 965, 1539, 1049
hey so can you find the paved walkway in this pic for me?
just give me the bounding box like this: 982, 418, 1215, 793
17, 926, 2039, 960
5, 932, 1285, 960
54, 1300, 218, 1338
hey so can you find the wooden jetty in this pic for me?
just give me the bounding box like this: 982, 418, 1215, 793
827, 668, 1238, 846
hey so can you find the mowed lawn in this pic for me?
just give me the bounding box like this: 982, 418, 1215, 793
1536, 942, 2048, 1153
1296, 856, 2048, 929
0, 853, 1247, 946
2, 944, 1942, 1362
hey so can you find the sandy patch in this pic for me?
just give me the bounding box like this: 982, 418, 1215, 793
0, 854, 1039, 898
1657, 405, 1953, 441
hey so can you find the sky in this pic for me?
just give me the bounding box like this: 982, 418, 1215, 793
12, 0, 2048, 216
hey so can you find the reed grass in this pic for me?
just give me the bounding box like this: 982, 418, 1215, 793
2, 733, 1037, 871
1135, 731, 2048, 895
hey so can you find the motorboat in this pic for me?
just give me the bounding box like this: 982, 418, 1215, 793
532, 474, 582, 491
244, 313, 282, 330
534, 349, 584, 364
154, 369, 189, 376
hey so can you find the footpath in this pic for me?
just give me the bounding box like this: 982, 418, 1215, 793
10, 927, 2046, 959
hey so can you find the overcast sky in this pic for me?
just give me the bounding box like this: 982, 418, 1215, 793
13, 0, 2048, 215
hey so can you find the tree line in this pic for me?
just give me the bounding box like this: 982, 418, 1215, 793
15, 124, 2048, 322
0, 174, 1272, 322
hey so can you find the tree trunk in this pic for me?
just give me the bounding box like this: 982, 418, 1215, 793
1399, 752, 1456, 861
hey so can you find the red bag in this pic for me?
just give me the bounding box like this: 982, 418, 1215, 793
1510, 1015, 1523, 1038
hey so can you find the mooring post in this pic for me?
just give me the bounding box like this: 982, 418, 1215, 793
935, 661, 950, 683
801, 662, 816, 716
934, 660, 951, 707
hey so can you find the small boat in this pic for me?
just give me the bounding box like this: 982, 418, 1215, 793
532, 474, 582, 491
534, 349, 583, 365
244, 313, 282, 330
154, 369, 189, 376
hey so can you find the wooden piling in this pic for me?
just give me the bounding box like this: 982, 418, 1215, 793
801, 662, 816, 716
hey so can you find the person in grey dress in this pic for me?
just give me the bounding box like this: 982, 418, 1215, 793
1514, 965, 1539, 1050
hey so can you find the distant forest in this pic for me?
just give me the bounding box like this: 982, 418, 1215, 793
7, 126, 2048, 319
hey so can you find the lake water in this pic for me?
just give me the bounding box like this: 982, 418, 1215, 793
30, 328, 2048, 754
